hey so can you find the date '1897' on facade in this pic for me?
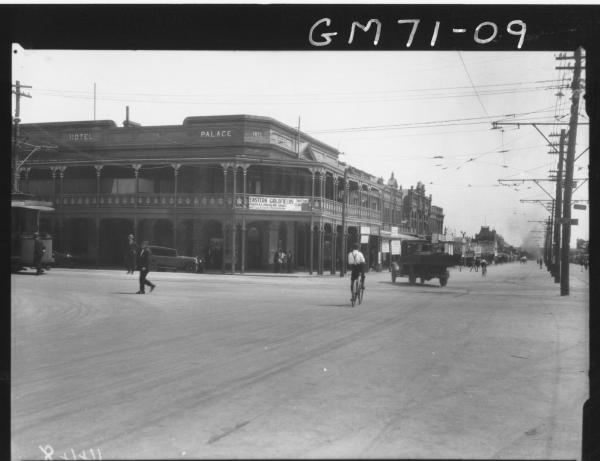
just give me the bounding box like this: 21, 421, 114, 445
309, 18, 526, 49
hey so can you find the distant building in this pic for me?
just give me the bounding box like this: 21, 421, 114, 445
403, 181, 432, 238
474, 226, 499, 261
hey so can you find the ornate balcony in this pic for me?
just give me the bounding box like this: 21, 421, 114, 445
46, 193, 383, 222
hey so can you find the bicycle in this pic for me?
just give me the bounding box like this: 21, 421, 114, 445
351, 276, 365, 306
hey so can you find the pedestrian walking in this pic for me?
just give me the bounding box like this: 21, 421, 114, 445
126, 234, 139, 274
474, 258, 480, 272
137, 241, 156, 294
286, 250, 294, 273
33, 232, 46, 275
539, 258, 543, 269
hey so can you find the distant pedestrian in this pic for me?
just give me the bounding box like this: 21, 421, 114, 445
137, 241, 156, 294
33, 232, 46, 275
583, 257, 589, 271
481, 258, 488, 276
126, 234, 139, 274
287, 250, 294, 273
539, 258, 543, 269
274, 249, 281, 273
474, 258, 480, 272
280, 249, 288, 273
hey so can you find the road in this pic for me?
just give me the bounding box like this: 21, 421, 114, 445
11, 262, 588, 460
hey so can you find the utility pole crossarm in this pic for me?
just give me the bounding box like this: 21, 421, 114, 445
533, 179, 555, 200
532, 124, 559, 155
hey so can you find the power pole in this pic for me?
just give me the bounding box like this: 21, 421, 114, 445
552, 129, 566, 283
340, 167, 348, 277
12, 80, 32, 193
560, 47, 584, 296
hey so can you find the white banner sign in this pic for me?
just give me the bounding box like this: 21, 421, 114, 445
248, 195, 309, 211
360, 226, 371, 235
360, 234, 369, 244
381, 239, 390, 253
391, 240, 401, 255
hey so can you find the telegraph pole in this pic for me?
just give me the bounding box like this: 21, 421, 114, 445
546, 202, 554, 269
340, 167, 348, 277
560, 47, 584, 296
552, 129, 566, 283
12, 80, 32, 193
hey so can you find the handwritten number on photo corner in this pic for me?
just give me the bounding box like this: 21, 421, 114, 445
38, 445, 102, 460
39, 445, 54, 460
310, 18, 526, 49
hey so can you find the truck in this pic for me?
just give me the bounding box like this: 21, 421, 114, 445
390, 239, 459, 287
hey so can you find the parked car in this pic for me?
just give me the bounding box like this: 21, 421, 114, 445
147, 246, 198, 272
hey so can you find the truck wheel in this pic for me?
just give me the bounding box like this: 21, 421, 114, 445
439, 270, 450, 287
408, 268, 416, 285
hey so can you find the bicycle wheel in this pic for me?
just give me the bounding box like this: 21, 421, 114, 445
358, 280, 364, 304
351, 278, 359, 306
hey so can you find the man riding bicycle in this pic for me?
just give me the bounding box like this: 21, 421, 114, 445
347, 243, 366, 302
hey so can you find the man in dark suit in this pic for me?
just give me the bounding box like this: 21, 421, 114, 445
33, 233, 46, 275
137, 241, 156, 294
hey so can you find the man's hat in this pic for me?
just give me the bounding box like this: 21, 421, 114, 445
128, 234, 134, 238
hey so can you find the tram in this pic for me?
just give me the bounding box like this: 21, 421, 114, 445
11, 193, 55, 272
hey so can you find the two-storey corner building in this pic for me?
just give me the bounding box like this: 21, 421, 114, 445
18, 114, 444, 274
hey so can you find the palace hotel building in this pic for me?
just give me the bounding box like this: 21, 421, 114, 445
18, 114, 445, 273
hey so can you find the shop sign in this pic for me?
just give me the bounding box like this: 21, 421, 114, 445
391, 240, 401, 255
248, 195, 309, 211
391, 226, 399, 236
360, 226, 371, 235
65, 132, 94, 142
360, 234, 369, 244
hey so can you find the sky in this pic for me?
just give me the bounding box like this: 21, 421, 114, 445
12, 46, 589, 249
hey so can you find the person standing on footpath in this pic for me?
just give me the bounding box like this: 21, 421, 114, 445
126, 234, 139, 274
33, 232, 46, 275
287, 250, 294, 273
274, 249, 281, 273
137, 241, 156, 294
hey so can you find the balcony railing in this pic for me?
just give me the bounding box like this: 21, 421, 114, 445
48, 193, 383, 221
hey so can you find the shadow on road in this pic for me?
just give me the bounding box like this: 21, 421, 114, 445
383, 281, 441, 289
316, 303, 355, 308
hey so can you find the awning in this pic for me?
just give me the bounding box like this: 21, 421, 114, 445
12, 200, 55, 212
390, 233, 420, 240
